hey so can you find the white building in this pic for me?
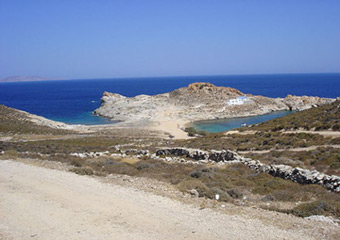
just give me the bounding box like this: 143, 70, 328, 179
226, 96, 247, 106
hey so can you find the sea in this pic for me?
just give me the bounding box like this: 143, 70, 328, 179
0, 73, 339, 132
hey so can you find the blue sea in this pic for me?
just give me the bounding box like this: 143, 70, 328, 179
0, 73, 339, 131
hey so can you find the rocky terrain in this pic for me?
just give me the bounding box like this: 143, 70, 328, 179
94, 82, 335, 127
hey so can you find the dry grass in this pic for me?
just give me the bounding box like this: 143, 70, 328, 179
0, 104, 72, 135
246, 100, 340, 132
246, 147, 340, 175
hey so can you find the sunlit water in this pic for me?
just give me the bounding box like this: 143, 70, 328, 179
191, 111, 292, 133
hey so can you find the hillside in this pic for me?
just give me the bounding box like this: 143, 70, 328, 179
249, 99, 340, 132
0, 104, 74, 135
178, 100, 340, 175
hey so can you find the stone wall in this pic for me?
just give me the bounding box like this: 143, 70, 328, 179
156, 148, 236, 162
156, 147, 340, 192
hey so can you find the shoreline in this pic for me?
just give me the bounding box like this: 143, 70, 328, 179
147, 120, 191, 139
1, 101, 332, 140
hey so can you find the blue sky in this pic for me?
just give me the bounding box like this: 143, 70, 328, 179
0, 0, 340, 79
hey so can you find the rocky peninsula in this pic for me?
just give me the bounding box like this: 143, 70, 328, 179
94, 82, 335, 137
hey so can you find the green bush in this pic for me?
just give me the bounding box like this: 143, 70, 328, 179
184, 127, 207, 137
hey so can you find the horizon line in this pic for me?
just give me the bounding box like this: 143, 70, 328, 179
1, 72, 340, 83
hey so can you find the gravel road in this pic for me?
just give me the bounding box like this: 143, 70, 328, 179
0, 160, 338, 240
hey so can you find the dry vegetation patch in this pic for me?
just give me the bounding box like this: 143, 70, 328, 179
245, 100, 340, 132
0, 104, 72, 135
246, 147, 340, 175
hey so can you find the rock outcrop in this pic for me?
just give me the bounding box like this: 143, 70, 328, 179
94, 82, 335, 125
283, 95, 332, 111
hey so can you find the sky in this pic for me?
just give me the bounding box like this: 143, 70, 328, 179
0, 0, 340, 79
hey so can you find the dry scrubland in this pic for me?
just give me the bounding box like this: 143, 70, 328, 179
0, 101, 340, 239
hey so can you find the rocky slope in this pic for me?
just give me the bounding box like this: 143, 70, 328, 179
94, 82, 335, 125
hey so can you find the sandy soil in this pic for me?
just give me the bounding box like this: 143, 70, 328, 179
0, 160, 339, 240
225, 130, 258, 135
146, 106, 191, 139
149, 120, 191, 139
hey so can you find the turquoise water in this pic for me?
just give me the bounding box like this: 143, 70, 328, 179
52, 111, 117, 125
192, 111, 292, 133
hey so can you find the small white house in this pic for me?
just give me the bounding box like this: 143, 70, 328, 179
227, 96, 247, 106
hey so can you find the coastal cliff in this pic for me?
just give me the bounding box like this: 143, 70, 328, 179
94, 82, 335, 126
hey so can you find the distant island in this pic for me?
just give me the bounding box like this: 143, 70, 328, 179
0, 76, 57, 82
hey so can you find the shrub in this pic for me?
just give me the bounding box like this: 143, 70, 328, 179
70, 167, 94, 176
177, 179, 212, 198
136, 161, 152, 170
184, 127, 207, 137
70, 160, 82, 167
291, 200, 340, 218
226, 188, 244, 199
211, 187, 232, 202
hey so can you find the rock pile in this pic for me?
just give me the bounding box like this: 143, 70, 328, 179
70, 151, 110, 158
124, 149, 150, 155
156, 148, 235, 162
245, 161, 340, 192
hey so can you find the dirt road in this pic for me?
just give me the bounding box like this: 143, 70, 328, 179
0, 160, 338, 240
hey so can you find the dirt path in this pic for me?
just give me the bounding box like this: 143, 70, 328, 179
0, 160, 338, 240
282, 130, 340, 137
226, 130, 340, 138
238, 144, 340, 154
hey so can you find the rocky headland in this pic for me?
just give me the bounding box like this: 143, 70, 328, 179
94, 82, 335, 137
